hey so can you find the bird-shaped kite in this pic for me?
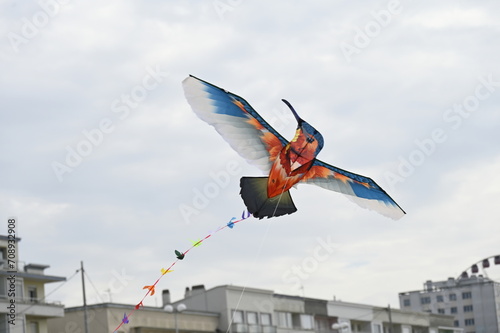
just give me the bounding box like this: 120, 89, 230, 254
182, 75, 405, 220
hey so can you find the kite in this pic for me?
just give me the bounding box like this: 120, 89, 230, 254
182, 75, 405, 219
113, 76, 405, 331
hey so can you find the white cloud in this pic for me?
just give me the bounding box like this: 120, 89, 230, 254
408, 7, 493, 29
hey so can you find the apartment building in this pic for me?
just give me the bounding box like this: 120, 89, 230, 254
47, 302, 220, 333
48, 283, 461, 333
0, 235, 65, 333
173, 284, 462, 333
399, 276, 500, 333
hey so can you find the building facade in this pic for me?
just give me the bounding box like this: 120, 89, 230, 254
0, 235, 66, 333
174, 284, 462, 333
399, 276, 500, 333
47, 302, 220, 333
48, 283, 463, 333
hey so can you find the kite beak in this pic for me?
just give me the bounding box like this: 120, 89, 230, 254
282, 99, 303, 125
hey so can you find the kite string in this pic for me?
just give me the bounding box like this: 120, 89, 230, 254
224, 215, 275, 333
270, 177, 292, 217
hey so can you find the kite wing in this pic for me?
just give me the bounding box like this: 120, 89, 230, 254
303, 159, 406, 220
183, 75, 287, 172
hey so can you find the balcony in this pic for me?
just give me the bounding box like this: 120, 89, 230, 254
0, 259, 24, 271
0, 295, 64, 318
249, 325, 261, 333
231, 323, 277, 333
0, 261, 66, 284
262, 326, 277, 333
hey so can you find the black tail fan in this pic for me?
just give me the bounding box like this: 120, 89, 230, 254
239, 177, 297, 219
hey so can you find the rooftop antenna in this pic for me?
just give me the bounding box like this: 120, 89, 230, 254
105, 288, 112, 303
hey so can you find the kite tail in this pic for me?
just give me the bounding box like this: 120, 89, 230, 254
240, 177, 297, 219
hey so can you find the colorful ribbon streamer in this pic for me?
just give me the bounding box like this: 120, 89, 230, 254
112, 211, 251, 332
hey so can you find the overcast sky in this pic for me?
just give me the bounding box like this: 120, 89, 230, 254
1, 0, 500, 316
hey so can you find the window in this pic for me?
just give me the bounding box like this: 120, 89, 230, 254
451, 307, 457, 314
454, 320, 459, 327
28, 321, 39, 333
438, 309, 445, 314
232, 310, 244, 323
260, 313, 272, 326
462, 292, 472, 299
436, 295, 444, 302
372, 324, 382, 333
0, 248, 6, 269
276, 312, 292, 328
15, 278, 24, 298
403, 299, 411, 307
0, 277, 6, 297
28, 286, 38, 303
299, 314, 314, 330
420, 297, 431, 304
247, 312, 258, 325
464, 305, 473, 312
464, 318, 475, 326
449, 293, 457, 301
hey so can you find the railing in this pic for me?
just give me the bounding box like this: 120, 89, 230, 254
0, 294, 63, 306
232, 323, 248, 333
231, 323, 277, 333
0, 259, 26, 271
248, 325, 260, 333
262, 326, 277, 333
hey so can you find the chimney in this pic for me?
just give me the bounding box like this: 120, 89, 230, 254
447, 277, 455, 286
185, 286, 191, 297
191, 284, 206, 296
162, 289, 171, 307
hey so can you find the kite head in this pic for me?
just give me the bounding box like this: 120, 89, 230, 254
282, 99, 324, 154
